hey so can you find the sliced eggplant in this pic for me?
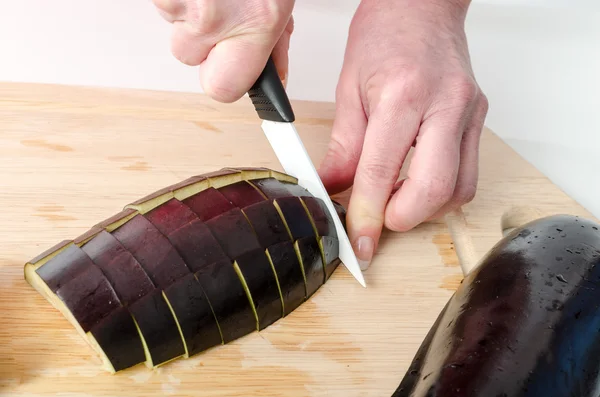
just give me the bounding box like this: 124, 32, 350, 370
265, 241, 306, 315
35, 243, 97, 292
194, 260, 256, 343
81, 230, 155, 305
392, 214, 600, 397
217, 180, 267, 208
320, 236, 340, 281
205, 207, 262, 260
55, 264, 122, 332
24, 167, 345, 373
128, 288, 186, 368
182, 187, 236, 222
162, 273, 223, 357
89, 307, 147, 372
294, 237, 325, 298
234, 248, 284, 330
112, 214, 190, 288
242, 200, 291, 248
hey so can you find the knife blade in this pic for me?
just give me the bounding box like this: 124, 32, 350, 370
247, 56, 366, 288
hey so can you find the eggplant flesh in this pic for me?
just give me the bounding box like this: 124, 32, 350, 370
24, 167, 346, 373
393, 214, 600, 397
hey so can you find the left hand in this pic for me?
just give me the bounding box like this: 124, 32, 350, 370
318, 0, 489, 270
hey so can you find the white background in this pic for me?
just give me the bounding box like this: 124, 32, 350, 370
1, 0, 598, 218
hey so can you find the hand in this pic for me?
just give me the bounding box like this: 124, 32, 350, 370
318, 0, 488, 269
152, 0, 295, 102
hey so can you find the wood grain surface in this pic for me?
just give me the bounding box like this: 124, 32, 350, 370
0, 82, 595, 396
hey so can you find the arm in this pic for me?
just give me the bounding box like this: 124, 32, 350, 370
318, 0, 488, 269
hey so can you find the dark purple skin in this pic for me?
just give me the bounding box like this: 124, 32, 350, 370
36, 244, 96, 292
128, 288, 186, 366
89, 306, 147, 372
218, 180, 267, 208
182, 187, 236, 222
274, 197, 316, 240
55, 263, 121, 332
266, 241, 307, 315
320, 236, 340, 281
112, 214, 191, 288
162, 273, 223, 356
234, 248, 283, 330
194, 260, 256, 343
205, 207, 262, 260
251, 178, 310, 199
242, 200, 292, 248
301, 197, 337, 239
81, 230, 155, 305
295, 236, 325, 297
392, 214, 600, 397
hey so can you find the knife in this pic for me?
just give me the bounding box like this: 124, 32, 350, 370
247, 56, 366, 288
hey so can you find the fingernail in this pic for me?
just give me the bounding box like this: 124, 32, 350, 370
355, 236, 374, 270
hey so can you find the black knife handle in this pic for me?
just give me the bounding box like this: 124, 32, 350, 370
248, 56, 295, 123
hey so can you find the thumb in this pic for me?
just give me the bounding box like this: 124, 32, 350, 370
199, 34, 280, 103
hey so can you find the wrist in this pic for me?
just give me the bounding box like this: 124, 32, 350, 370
358, 0, 471, 23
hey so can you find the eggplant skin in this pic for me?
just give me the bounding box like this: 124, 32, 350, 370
392, 214, 600, 397
24, 167, 347, 373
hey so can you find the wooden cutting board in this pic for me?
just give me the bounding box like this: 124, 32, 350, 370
0, 82, 595, 396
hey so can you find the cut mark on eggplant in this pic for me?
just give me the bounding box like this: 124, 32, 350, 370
128, 289, 186, 368
112, 214, 191, 289
234, 249, 284, 330
88, 307, 147, 373
264, 248, 291, 315
232, 261, 260, 331
130, 314, 152, 368
192, 273, 225, 346
81, 230, 156, 305
218, 180, 267, 209
294, 237, 325, 298
238, 209, 286, 317
298, 197, 328, 283
162, 290, 189, 358
271, 199, 309, 291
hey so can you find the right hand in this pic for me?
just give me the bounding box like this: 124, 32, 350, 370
152, 0, 295, 102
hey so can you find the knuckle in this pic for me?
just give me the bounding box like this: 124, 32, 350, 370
202, 81, 239, 103
479, 92, 490, 114
359, 161, 398, 186
449, 75, 479, 106
454, 182, 477, 205
153, 0, 182, 14
418, 177, 455, 206
250, 1, 292, 33
184, 2, 221, 35
370, 64, 428, 109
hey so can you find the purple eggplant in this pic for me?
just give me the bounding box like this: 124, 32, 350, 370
392, 214, 600, 397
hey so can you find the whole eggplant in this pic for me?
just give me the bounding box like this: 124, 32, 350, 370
393, 214, 600, 397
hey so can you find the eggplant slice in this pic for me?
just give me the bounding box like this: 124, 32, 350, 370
24, 167, 346, 373
392, 214, 600, 397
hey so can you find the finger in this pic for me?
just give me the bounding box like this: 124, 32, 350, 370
170, 21, 214, 66
318, 74, 367, 195
428, 93, 489, 219
152, 0, 186, 22
198, 34, 279, 103
384, 105, 472, 233
346, 100, 422, 269
272, 16, 294, 87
